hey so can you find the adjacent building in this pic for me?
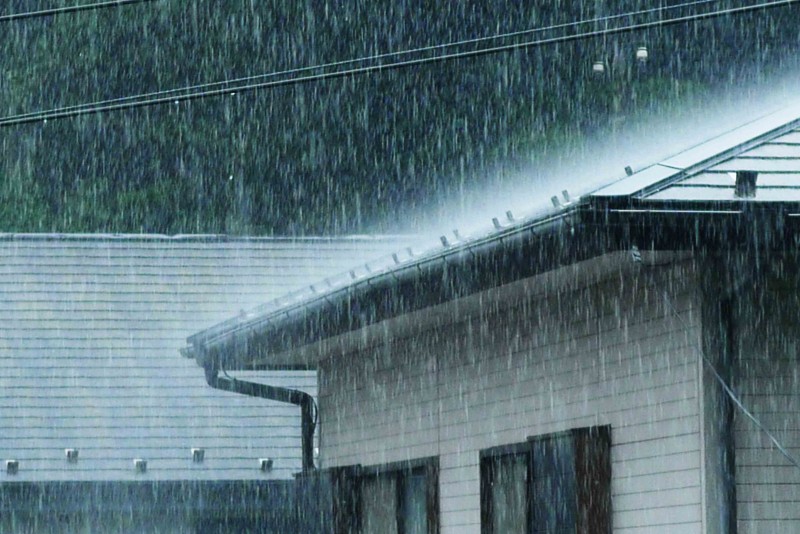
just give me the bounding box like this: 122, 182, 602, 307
0, 234, 406, 532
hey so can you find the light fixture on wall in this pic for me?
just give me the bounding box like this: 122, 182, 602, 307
65, 449, 79, 464
636, 46, 649, 62
630, 245, 643, 263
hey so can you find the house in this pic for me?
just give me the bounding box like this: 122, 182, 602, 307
184, 105, 800, 533
0, 234, 406, 532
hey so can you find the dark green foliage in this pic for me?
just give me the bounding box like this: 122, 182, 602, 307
1, 1, 798, 235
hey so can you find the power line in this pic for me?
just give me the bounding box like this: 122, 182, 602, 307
3, 0, 798, 127
4, 0, 723, 122
0, 0, 158, 23
1, 0, 773, 125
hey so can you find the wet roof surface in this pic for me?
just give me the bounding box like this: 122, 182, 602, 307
591, 104, 800, 199
641, 127, 800, 203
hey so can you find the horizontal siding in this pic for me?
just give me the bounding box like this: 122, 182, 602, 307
734, 282, 800, 532
0, 236, 406, 482
320, 258, 704, 533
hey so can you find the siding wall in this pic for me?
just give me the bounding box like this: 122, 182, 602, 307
319, 255, 705, 533
734, 273, 800, 533
0, 235, 405, 482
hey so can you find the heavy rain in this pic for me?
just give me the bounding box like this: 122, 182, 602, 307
1, 1, 800, 533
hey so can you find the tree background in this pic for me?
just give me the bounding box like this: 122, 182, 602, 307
1, 0, 798, 235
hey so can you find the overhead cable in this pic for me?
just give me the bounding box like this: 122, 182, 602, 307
4, 0, 722, 122
0, 0, 158, 23
2, 0, 798, 127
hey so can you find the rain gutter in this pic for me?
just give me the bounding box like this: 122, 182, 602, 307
184, 204, 597, 369
203, 365, 316, 472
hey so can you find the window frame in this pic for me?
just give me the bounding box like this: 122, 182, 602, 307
479, 425, 612, 534
331, 456, 439, 534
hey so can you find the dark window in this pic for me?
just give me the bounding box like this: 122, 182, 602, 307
480, 426, 611, 534
331, 457, 438, 534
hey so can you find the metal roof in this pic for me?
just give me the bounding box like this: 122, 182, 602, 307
184, 103, 800, 371
591, 102, 800, 200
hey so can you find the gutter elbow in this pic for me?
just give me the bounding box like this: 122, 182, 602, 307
203, 362, 219, 387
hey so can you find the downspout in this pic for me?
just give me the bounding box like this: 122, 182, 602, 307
203, 363, 316, 472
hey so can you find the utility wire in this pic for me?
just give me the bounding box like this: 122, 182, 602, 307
3, 0, 798, 127
4, 0, 723, 122
661, 291, 800, 470
0, 0, 158, 22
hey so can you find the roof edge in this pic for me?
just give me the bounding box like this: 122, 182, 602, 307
591, 102, 800, 198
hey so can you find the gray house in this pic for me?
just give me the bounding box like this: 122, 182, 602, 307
185, 105, 800, 533
0, 234, 405, 532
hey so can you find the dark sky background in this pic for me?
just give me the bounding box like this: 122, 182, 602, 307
2, 0, 799, 236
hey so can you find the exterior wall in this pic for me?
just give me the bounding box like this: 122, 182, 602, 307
0, 235, 404, 482
319, 255, 705, 533
733, 269, 800, 533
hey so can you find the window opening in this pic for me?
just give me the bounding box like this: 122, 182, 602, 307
480, 426, 611, 534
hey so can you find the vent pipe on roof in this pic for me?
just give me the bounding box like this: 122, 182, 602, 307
735, 171, 758, 198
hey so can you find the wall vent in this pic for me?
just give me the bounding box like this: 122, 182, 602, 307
5, 460, 18, 475
735, 171, 758, 198
191, 448, 205, 463
133, 458, 147, 473
65, 449, 79, 464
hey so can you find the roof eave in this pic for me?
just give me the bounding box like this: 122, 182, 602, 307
186, 193, 800, 371
188, 205, 594, 370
